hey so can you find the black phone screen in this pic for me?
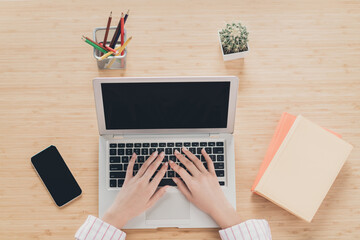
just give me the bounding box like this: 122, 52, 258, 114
31, 145, 82, 207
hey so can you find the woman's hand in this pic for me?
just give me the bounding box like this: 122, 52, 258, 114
102, 151, 168, 229
169, 147, 241, 229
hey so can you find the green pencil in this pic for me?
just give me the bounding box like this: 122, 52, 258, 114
81, 36, 108, 54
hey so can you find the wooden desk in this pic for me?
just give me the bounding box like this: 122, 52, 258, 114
0, 0, 359, 239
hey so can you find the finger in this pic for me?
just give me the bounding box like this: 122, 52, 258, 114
174, 149, 200, 176
124, 153, 137, 184
201, 148, 215, 174
172, 177, 192, 201
181, 147, 207, 173
169, 160, 192, 183
136, 151, 158, 177
146, 186, 168, 209
150, 162, 168, 189
142, 152, 165, 180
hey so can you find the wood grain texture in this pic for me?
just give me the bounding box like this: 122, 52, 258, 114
0, 0, 359, 239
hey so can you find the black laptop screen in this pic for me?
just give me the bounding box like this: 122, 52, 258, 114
101, 82, 230, 129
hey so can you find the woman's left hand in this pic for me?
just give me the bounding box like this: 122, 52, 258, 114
102, 151, 168, 229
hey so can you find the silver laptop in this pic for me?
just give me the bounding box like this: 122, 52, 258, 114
94, 76, 238, 229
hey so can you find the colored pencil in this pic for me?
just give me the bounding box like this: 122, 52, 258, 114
82, 36, 108, 54
100, 36, 132, 61
109, 13, 123, 49
82, 35, 117, 55
103, 11, 112, 47
124, 9, 129, 24
120, 13, 125, 56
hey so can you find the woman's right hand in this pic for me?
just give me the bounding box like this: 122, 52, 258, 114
169, 147, 242, 229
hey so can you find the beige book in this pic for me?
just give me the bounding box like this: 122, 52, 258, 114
254, 115, 353, 222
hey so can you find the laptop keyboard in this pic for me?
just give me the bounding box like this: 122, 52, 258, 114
108, 141, 226, 188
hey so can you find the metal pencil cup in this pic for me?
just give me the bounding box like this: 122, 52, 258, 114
93, 27, 127, 69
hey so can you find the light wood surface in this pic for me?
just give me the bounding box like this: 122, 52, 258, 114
0, 0, 359, 239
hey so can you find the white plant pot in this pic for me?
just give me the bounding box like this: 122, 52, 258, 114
218, 31, 249, 61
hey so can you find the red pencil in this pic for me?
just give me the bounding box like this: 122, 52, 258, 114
120, 13, 125, 56
103, 12, 112, 47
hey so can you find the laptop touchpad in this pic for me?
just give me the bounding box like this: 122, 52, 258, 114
146, 192, 190, 220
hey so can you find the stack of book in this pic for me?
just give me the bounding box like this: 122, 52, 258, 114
252, 113, 353, 222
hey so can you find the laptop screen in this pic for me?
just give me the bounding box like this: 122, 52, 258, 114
101, 82, 230, 130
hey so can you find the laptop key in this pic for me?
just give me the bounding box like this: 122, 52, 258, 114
215, 170, 224, 177
159, 179, 176, 186
126, 149, 133, 155
110, 180, 117, 188
165, 148, 172, 154
110, 164, 122, 171
167, 142, 174, 147
110, 172, 126, 178
110, 149, 116, 155
151, 143, 158, 147
200, 142, 207, 147
169, 155, 176, 161
214, 163, 224, 169
184, 142, 191, 147
124, 164, 128, 170
122, 156, 129, 163
173, 148, 180, 153
213, 147, 224, 154
189, 148, 196, 154
203, 162, 207, 169
205, 147, 212, 154
219, 181, 225, 186
141, 149, 148, 155
201, 156, 206, 162
149, 148, 156, 154
110, 143, 117, 148
209, 155, 216, 161
216, 142, 224, 146
118, 179, 124, 187
138, 156, 145, 163
142, 143, 150, 147
126, 143, 133, 148
158, 148, 165, 153
134, 148, 140, 155
110, 157, 120, 163
134, 143, 141, 148
168, 171, 175, 177
118, 149, 125, 155
133, 164, 139, 170
208, 142, 215, 146
192, 142, 199, 147
118, 143, 125, 148
175, 142, 182, 147
197, 148, 202, 154
217, 155, 224, 161
163, 156, 169, 161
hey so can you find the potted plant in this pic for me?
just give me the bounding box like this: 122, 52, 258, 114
219, 22, 249, 61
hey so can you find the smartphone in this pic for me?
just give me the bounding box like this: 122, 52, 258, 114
31, 145, 82, 207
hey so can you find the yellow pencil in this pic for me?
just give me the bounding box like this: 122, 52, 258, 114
106, 36, 133, 68
100, 36, 133, 61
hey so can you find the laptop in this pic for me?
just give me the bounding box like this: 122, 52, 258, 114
94, 76, 238, 229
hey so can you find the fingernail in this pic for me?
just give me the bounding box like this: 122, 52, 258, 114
132, 152, 136, 156
165, 162, 168, 166
169, 160, 174, 164
172, 177, 178, 183
174, 149, 180, 154
153, 151, 158, 156
182, 147, 188, 151
160, 151, 165, 156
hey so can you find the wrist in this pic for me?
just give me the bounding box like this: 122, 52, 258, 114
102, 210, 129, 229
210, 204, 241, 229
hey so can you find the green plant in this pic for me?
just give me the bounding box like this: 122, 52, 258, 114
220, 22, 249, 54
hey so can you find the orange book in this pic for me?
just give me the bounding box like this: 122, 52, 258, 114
251, 113, 341, 192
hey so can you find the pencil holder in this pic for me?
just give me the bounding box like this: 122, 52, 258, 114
93, 27, 127, 69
